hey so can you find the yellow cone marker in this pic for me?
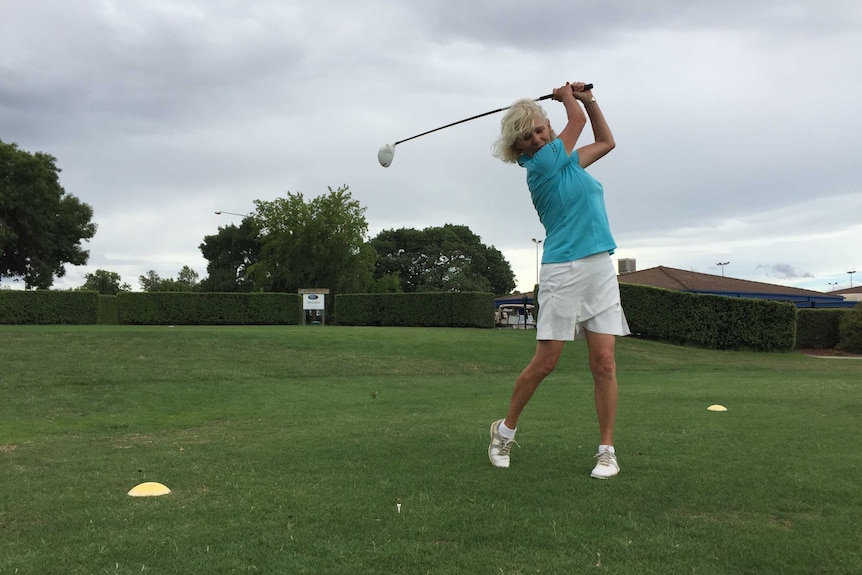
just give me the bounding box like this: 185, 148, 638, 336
707, 405, 728, 412
128, 482, 171, 497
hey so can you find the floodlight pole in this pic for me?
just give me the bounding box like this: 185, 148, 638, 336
532, 238, 543, 287
716, 261, 730, 277
849, 270, 857, 288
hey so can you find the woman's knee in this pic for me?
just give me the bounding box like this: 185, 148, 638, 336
533, 355, 559, 376
532, 342, 564, 376
590, 350, 616, 379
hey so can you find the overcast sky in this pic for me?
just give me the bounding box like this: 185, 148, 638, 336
2, 0, 860, 293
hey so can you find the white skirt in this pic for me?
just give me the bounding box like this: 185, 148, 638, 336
536, 252, 631, 341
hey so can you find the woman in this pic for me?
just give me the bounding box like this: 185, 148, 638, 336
488, 82, 630, 479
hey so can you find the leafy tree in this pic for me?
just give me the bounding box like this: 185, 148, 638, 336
139, 267, 201, 292
370, 224, 515, 295
371, 273, 403, 293
139, 270, 162, 292
199, 217, 260, 292
79, 269, 131, 295
176, 265, 200, 290
0, 140, 97, 289
246, 185, 375, 293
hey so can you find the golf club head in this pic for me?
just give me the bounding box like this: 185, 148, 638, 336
378, 143, 395, 168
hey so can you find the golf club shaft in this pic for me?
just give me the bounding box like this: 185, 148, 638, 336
395, 83, 593, 146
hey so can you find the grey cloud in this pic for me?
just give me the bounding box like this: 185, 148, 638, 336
756, 264, 815, 280
411, 1, 862, 47
1, 0, 860, 293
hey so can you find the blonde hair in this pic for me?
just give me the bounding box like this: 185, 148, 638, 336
492, 99, 554, 163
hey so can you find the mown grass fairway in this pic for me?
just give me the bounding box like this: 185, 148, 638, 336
1, 326, 860, 574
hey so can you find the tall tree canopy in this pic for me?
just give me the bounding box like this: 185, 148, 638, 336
370, 224, 516, 295
175, 265, 200, 290
79, 269, 131, 295
0, 140, 96, 289
248, 185, 375, 293
200, 185, 374, 294
198, 217, 261, 292
138, 266, 201, 292
138, 270, 163, 292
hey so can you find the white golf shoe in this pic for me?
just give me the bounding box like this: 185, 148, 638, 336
590, 449, 620, 479
488, 419, 515, 468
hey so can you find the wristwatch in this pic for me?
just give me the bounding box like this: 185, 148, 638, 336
586, 97, 597, 105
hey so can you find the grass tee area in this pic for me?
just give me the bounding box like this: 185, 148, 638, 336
1, 326, 860, 574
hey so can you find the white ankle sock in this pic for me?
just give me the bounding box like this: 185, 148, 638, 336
599, 444, 615, 454
498, 421, 516, 440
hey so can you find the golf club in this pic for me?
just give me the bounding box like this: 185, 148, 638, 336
378, 83, 593, 167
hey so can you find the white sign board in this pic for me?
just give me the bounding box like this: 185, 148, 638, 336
303, 293, 325, 310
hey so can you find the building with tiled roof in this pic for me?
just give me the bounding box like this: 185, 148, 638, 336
831, 286, 862, 302
618, 266, 853, 308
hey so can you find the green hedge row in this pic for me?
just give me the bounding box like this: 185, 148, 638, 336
787, 305, 862, 352
0, 290, 99, 324
796, 308, 847, 349
619, 284, 797, 351
4, 289, 852, 353
117, 292, 302, 325
838, 304, 862, 352
336, 292, 495, 328
98, 295, 119, 325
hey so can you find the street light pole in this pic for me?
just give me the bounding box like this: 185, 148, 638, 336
214, 211, 248, 217
828, 282, 838, 292
716, 261, 730, 277
531, 238, 543, 287
849, 270, 857, 288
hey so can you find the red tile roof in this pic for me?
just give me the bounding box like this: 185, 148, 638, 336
618, 266, 834, 297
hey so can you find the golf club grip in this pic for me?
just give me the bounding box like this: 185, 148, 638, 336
536, 83, 594, 101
